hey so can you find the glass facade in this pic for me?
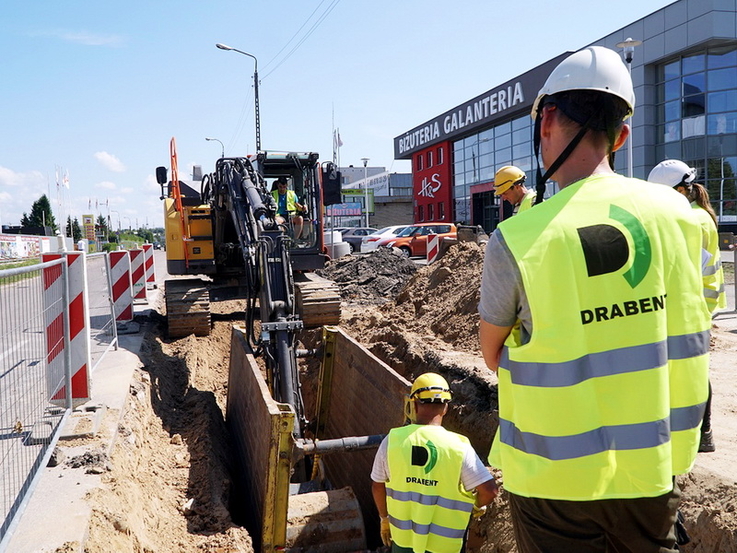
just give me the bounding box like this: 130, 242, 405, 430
656, 45, 737, 222
451, 114, 554, 226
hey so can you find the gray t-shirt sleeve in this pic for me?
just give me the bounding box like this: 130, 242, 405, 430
478, 230, 532, 342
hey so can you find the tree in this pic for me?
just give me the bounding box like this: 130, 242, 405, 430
72, 218, 82, 241
96, 214, 109, 242
21, 195, 57, 232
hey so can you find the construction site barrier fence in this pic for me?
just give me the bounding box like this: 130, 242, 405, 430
0, 259, 72, 550
0, 250, 123, 551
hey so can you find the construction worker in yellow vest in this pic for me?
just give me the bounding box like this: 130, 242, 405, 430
648, 158, 726, 455
371, 372, 498, 553
271, 176, 305, 238
478, 46, 710, 552
493, 165, 536, 216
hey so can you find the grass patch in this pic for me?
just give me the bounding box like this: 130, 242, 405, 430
0, 258, 42, 285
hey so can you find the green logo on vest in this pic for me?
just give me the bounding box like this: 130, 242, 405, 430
577, 205, 651, 289
411, 440, 439, 474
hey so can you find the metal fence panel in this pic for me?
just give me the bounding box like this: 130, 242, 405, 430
87, 253, 118, 371
0, 260, 70, 548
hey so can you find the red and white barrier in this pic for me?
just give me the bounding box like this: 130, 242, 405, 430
142, 243, 156, 288
129, 249, 147, 302
42, 252, 91, 406
427, 234, 440, 264
109, 251, 133, 322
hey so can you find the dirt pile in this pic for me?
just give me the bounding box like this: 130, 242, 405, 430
317, 247, 418, 304
82, 303, 254, 553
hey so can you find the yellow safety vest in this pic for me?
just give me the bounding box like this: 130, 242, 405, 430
386, 424, 475, 553
692, 204, 726, 311
489, 174, 710, 501
271, 189, 299, 215
516, 189, 536, 215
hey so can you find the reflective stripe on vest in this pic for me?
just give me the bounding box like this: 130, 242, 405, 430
500, 331, 709, 388
488, 175, 710, 501
386, 425, 474, 553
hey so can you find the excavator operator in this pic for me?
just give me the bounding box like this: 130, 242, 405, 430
271, 176, 305, 239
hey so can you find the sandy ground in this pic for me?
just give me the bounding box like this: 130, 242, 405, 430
60, 244, 736, 552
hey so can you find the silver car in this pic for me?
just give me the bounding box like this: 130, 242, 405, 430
360, 225, 410, 252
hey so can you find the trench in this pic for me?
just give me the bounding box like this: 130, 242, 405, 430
82, 246, 737, 552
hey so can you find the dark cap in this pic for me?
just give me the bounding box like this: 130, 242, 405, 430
276, 176, 288, 185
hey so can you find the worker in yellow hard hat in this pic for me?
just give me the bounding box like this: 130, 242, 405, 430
493, 166, 536, 216
479, 46, 709, 552
371, 372, 498, 552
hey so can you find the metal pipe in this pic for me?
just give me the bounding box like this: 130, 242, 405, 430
297, 434, 386, 456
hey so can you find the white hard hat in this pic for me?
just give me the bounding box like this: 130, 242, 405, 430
647, 159, 697, 187
531, 46, 635, 121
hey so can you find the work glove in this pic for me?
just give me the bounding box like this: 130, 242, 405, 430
380, 516, 392, 547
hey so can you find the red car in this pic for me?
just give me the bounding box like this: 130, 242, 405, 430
375, 223, 457, 257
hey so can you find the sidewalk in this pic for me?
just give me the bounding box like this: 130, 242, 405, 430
3, 275, 163, 553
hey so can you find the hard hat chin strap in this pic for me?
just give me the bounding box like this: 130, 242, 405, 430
533, 112, 591, 202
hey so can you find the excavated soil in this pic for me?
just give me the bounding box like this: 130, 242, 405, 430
79, 244, 737, 552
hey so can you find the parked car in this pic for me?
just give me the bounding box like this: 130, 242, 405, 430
339, 227, 378, 253
361, 225, 410, 253
375, 222, 457, 257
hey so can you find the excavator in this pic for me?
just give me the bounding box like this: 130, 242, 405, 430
156, 139, 385, 551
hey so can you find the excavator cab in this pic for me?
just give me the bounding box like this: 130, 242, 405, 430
253, 151, 328, 272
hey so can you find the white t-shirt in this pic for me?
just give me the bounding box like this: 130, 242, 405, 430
370, 432, 493, 492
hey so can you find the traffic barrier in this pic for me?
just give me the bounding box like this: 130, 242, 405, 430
427, 234, 440, 264
129, 248, 147, 302
42, 252, 91, 406
142, 243, 156, 288
109, 251, 133, 322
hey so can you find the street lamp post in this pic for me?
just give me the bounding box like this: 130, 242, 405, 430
216, 43, 261, 152
361, 158, 370, 227
615, 37, 642, 178
205, 137, 225, 158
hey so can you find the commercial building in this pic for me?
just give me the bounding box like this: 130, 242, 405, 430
394, 0, 737, 233
329, 166, 413, 228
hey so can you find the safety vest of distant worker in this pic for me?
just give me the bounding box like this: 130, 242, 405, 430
488, 174, 711, 501
271, 189, 299, 216
386, 424, 475, 553
516, 189, 536, 215
691, 204, 727, 311
648, 159, 726, 312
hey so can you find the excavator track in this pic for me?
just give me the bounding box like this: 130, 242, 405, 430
165, 278, 211, 338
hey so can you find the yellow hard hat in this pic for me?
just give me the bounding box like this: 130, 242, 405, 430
410, 372, 451, 403
494, 166, 526, 195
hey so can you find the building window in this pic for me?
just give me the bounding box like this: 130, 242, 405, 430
418, 205, 425, 222
428, 203, 434, 221
416, 153, 423, 171
437, 146, 444, 165
427, 150, 433, 168
655, 45, 737, 224
438, 202, 445, 220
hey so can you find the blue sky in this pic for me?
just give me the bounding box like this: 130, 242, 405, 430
0, 0, 674, 231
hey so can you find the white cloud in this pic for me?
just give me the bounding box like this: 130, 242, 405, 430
94, 151, 126, 172
144, 174, 160, 192
31, 29, 124, 47
96, 181, 117, 190
0, 166, 49, 226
